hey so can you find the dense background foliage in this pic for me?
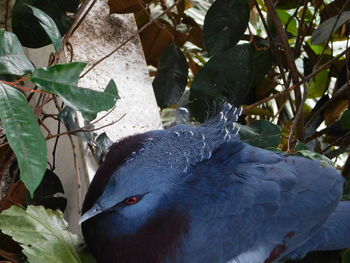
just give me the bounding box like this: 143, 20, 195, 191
0, 0, 349, 262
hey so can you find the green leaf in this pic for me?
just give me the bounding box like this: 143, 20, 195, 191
0, 205, 96, 263
12, 0, 72, 48
203, 0, 249, 55
189, 44, 254, 121
312, 11, 350, 45
0, 30, 35, 75
27, 4, 62, 52
308, 70, 329, 98
58, 106, 96, 142
276, 9, 298, 36
340, 109, 350, 129
297, 150, 335, 168
152, 44, 188, 109
0, 83, 47, 195
238, 120, 282, 148
95, 132, 113, 162
30, 63, 119, 116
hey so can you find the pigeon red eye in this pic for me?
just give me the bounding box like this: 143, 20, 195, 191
124, 196, 140, 205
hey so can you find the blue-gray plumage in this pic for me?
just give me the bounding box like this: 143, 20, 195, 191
80, 104, 350, 263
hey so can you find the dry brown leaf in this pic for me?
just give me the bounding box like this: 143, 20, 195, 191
108, 0, 152, 14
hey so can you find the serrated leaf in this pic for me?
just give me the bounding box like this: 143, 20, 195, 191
340, 109, 350, 129
27, 4, 62, 52
0, 205, 95, 263
189, 44, 254, 122
203, 0, 249, 55
297, 150, 335, 168
312, 11, 350, 45
0, 83, 47, 195
153, 44, 188, 109
30, 63, 119, 116
12, 0, 72, 48
0, 30, 35, 75
238, 120, 282, 148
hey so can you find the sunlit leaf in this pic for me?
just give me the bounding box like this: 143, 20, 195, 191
276, 9, 298, 36
312, 11, 350, 45
30, 63, 119, 116
0, 30, 35, 76
27, 4, 62, 52
153, 44, 188, 109
203, 0, 249, 55
0, 83, 47, 195
0, 205, 95, 263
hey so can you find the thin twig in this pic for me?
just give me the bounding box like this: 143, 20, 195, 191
0, 80, 49, 94
288, 79, 307, 151
244, 47, 350, 112
305, 82, 350, 129
263, 0, 301, 97
46, 113, 127, 140
80, 0, 184, 78
321, 130, 350, 154
57, 0, 97, 61
254, 1, 289, 88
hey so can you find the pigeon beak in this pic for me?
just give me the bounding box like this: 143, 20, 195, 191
79, 204, 103, 224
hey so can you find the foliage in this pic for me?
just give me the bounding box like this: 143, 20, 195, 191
0, 0, 350, 262
0, 205, 95, 263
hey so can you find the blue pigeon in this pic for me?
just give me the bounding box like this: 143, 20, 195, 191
80, 104, 350, 263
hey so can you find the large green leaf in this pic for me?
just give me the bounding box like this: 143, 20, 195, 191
30, 63, 120, 116
27, 4, 62, 52
238, 120, 282, 148
0, 205, 95, 263
312, 11, 350, 45
12, 0, 72, 48
0, 30, 35, 75
152, 44, 188, 109
0, 83, 47, 195
203, 0, 249, 55
189, 44, 254, 121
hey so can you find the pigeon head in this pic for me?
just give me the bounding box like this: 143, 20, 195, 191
80, 104, 242, 262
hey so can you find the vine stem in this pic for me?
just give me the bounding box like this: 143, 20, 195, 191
0, 79, 49, 94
